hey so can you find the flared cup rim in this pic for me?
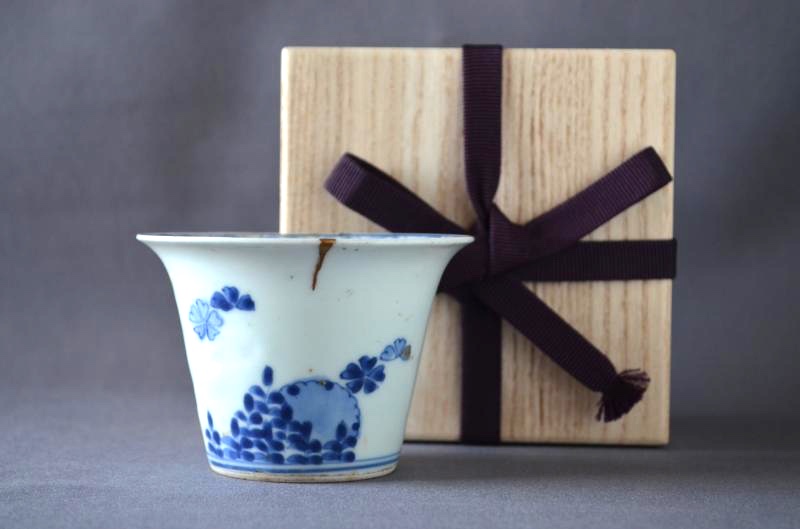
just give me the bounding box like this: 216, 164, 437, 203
136, 232, 474, 246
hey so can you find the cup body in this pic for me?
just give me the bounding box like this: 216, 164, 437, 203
137, 233, 471, 482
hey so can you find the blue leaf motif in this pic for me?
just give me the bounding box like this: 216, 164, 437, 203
300, 422, 312, 438
210, 294, 231, 311
262, 366, 273, 387
288, 435, 308, 452
267, 440, 285, 452
236, 294, 255, 311
370, 365, 386, 382
287, 421, 302, 432
345, 379, 363, 394
324, 440, 343, 453
263, 425, 274, 438
340, 362, 362, 380
380, 338, 410, 361
336, 421, 347, 442
222, 437, 240, 451
249, 386, 266, 398
210, 288, 235, 312
211, 286, 255, 312
358, 356, 377, 372
222, 286, 239, 303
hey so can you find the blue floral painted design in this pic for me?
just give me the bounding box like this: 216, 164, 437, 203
204, 411, 225, 458
204, 338, 408, 467
211, 286, 255, 312
189, 286, 255, 341
189, 300, 223, 341
379, 338, 411, 362
340, 356, 385, 394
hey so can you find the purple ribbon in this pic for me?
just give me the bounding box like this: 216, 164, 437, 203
325, 45, 676, 444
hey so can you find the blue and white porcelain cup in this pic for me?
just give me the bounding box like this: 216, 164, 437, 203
137, 233, 472, 482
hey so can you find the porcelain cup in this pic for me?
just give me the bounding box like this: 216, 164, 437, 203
137, 232, 472, 482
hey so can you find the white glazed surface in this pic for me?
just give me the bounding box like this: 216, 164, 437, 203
138, 233, 471, 481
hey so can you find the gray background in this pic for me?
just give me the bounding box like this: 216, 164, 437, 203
2, 1, 799, 528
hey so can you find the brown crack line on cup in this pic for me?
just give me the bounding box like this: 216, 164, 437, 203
311, 238, 336, 290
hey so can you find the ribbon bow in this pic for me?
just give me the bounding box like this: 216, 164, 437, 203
325, 45, 676, 444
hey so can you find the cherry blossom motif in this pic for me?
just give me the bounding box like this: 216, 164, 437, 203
339, 355, 386, 394
189, 286, 255, 341
188, 300, 223, 341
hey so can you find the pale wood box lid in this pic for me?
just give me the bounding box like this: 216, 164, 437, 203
280, 47, 675, 445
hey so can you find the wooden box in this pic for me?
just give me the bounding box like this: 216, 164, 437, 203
279, 47, 675, 445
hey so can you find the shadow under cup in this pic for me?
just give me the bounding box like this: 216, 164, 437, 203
137, 232, 472, 482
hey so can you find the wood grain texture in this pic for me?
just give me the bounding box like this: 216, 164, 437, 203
280, 47, 675, 445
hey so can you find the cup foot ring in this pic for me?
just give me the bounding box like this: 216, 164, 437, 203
209, 462, 397, 483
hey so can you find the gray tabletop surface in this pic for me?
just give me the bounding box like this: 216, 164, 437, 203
1, 387, 798, 529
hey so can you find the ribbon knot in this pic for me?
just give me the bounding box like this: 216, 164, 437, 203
324, 45, 676, 444
488, 206, 537, 276
439, 208, 532, 290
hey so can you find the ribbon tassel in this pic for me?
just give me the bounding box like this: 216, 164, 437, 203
324, 44, 676, 444
597, 370, 652, 423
